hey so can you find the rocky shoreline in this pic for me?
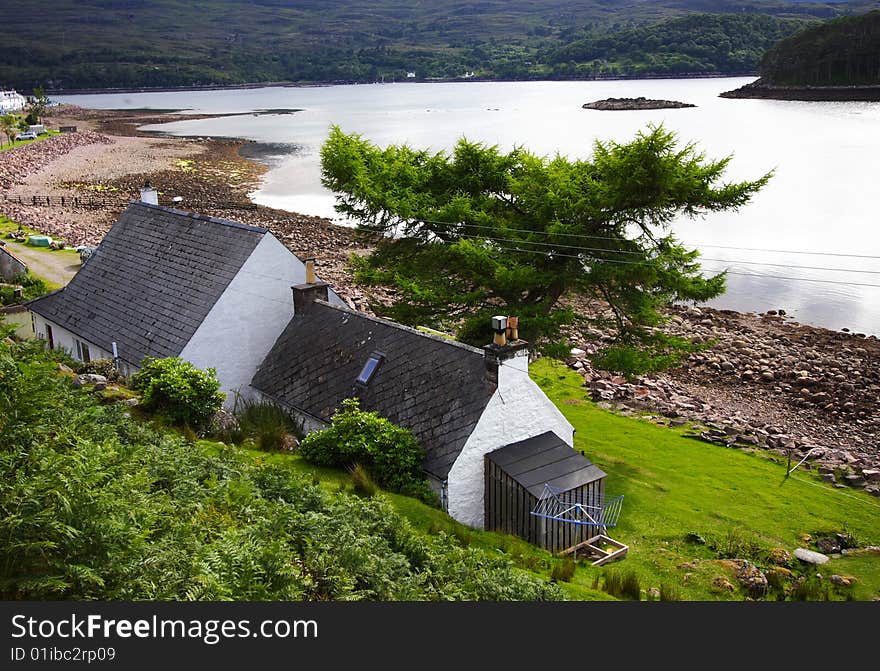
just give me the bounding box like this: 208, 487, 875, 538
563, 303, 879, 494
583, 96, 696, 111
1, 105, 877, 492
720, 80, 880, 101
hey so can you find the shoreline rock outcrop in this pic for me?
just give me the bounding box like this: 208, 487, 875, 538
720, 80, 880, 101
582, 97, 696, 110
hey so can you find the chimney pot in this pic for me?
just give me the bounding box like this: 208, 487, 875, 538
507, 316, 519, 341
491, 315, 507, 346
304, 257, 317, 285
139, 181, 159, 206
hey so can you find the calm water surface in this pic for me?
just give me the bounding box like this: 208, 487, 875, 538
59, 79, 880, 335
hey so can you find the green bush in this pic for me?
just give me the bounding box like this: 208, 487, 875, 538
299, 398, 430, 498
0, 273, 49, 307
130, 357, 224, 429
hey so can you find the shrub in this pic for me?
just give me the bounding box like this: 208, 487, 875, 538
0, 273, 48, 307
299, 397, 429, 498
130, 357, 224, 429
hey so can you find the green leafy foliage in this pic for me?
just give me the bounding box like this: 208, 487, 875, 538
0, 338, 562, 601
322, 125, 769, 368
130, 357, 224, 429
0, 273, 49, 306
299, 398, 432, 501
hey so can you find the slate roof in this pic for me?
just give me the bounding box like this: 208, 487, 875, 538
487, 431, 606, 498
251, 300, 496, 479
28, 202, 266, 365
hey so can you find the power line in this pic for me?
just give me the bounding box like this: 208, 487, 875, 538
414, 218, 880, 260
452, 232, 880, 275
486, 245, 880, 289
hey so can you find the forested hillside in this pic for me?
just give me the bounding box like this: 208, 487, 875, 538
546, 13, 816, 76
0, 0, 877, 89
758, 9, 880, 84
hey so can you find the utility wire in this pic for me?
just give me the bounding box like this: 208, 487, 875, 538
412, 218, 880, 260
451, 232, 880, 275
485, 245, 880, 288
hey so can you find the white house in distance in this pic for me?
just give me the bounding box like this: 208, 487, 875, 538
0, 89, 27, 113
251, 279, 606, 549
27, 189, 343, 404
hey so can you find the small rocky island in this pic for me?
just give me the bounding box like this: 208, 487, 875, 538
582, 96, 696, 111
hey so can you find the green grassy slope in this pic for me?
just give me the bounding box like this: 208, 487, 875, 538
1, 0, 873, 89
531, 358, 880, 599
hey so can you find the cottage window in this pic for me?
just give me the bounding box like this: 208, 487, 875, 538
76, 340, 91, 363
356, 352, 384, 386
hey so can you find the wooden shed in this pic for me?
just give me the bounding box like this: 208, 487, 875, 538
484, 431, 607, 553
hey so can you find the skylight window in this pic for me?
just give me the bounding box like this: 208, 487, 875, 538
356, 352, 384, 386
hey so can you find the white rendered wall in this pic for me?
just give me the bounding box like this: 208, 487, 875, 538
179, 233, 344, 407
32, 314, 113, 363
446, 350, 575, 529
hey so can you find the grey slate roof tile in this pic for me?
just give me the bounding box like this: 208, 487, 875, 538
487, 432, 606, 497
28, 202, 265, 365
251, 300, 496, 479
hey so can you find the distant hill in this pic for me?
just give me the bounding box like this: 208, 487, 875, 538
546, 13, 817, 77
758, 9, 880, 84
1, 0, 878, 90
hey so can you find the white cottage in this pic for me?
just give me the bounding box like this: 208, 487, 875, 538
0, 89, 27, 113
250, 280, 577, 530
27, 197, 343, 403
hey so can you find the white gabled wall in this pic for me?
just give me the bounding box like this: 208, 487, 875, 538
31, 314, 113, 363
446, 350, 575, 529
179, 233, 345, 407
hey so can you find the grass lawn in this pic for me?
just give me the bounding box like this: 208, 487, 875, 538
530, 358, 880, 600
202, 357, 879, 601
0, 129, 60, 152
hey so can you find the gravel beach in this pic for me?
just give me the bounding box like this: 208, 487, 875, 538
1, 104, 877, 490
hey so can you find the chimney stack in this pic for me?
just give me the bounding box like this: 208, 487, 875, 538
484, 315, 529, 384
139, 181, 159, 206
292, 257, 329, 314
